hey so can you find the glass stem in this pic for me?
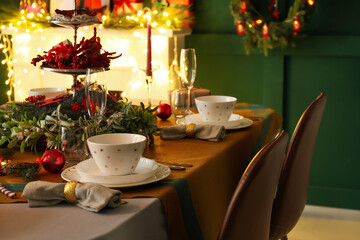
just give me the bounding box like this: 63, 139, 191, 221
187, 86, 193, 112
72, 74, 78, 100
146, 76, 152, 106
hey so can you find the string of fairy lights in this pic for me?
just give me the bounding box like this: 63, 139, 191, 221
0, 1, 51, 101
0, 1, 191, 101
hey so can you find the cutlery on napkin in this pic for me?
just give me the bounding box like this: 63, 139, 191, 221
160, 123, 226, 142
22, 180, 122, 212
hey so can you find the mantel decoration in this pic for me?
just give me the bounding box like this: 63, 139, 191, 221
230, 0, 316, 55
0, 0, 194, 102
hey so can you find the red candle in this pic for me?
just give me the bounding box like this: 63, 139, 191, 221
146, 21, 152, 77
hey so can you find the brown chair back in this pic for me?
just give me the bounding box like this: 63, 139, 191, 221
217, 131, 288, 240
270, 93, 327, 240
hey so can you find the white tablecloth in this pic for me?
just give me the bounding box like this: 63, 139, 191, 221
0, 198, 168, 240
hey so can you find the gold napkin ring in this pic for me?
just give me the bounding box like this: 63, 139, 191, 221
185, 123, 196, 138
64, 181, 78, 204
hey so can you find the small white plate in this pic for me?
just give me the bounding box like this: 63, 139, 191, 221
184, 113, 243, 128
225, 118, 253, 130
61, 163, 171, 188
177, 114, 253, 130
76, 158, 160, 184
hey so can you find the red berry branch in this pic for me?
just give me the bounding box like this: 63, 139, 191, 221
25, 95, 46, 103
71, 80, 83, 90
71, 103, 81, 112
31, 28, 122, 69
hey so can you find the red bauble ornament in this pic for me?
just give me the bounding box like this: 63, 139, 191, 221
36, 149, 66, 173
272, 9, 280, 21
156, 102, 172, 120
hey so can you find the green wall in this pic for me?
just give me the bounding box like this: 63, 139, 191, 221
187, 0, 360, 209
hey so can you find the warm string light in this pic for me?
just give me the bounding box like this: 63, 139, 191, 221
0, 2, 48, 100
2, 24, 172, 101
262, 24, 269, 37
293, 17, 301, 31
253, 19, 263, 26
102, 5, 187, 30
240, 1, 247, 13
307, 0, 315, 6
0, 4, 188, 101
0, 35, 14, 101
236, 23, 245, 35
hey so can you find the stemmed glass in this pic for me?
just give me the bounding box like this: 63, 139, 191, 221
180, 48, 196, 115
85, 68, 107, 134
138, 66, 160, 106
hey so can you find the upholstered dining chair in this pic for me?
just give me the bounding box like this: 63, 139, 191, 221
217, 130, 288, 240
269, 93, 327, 240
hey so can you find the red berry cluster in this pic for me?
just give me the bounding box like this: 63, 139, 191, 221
71, 80, 83, 90
25, 95, 46, 103
31, 28, 122, 69
71, 103, 81, 112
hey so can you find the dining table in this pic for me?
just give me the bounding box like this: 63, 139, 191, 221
0, 103, 282, 240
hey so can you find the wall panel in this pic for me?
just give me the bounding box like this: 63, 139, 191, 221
187, 34, 360, 209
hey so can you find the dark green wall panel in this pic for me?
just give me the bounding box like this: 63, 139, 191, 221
285, 56, 360, 190
188, 33, 360, 209
186, 0, 360, 210
305, 0, 360, 35
285, 55, 360, 209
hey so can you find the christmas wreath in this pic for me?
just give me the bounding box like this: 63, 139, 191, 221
230, 0, 316, 55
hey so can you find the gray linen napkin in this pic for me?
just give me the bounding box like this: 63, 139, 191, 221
22, 181, 122, 212
160, 124, 226, 142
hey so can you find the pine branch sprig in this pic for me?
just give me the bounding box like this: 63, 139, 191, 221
1, 160, 41, 181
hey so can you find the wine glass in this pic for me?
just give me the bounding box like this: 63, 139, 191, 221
180, 48, 196, 115
85, 68, 107, 134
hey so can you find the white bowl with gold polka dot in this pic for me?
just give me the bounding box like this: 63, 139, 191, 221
195, 95, 237, 123
87, 133, 147, 176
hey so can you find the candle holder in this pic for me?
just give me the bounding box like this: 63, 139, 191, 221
138, 66, 159, 106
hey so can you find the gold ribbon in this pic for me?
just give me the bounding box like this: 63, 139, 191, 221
64, 181, 78, 204
185, 123, 196, 138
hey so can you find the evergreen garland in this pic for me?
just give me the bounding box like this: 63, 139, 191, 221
230, 0, 316, 55
0, 87, 159, 153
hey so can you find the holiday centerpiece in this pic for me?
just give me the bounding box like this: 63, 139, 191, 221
0, 7, 159, 155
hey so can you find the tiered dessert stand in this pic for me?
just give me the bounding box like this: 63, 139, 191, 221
41, 5, 102, 99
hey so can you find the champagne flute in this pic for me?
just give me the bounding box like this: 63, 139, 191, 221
85, 68, 107, 134
180, 48, 196, 115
